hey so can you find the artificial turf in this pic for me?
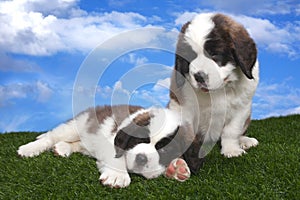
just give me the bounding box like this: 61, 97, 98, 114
0, 115, 299, 199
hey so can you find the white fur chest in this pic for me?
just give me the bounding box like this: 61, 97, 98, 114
179, 71, 258, 142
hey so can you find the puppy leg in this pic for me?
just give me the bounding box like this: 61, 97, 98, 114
53, 141, 88, 157
221, 138, 246, 158
97, 158, 131, 188
239, 136, 258, 150
221, 124, 246, 158
221, 112, 257, 157
18, 119, 80, 157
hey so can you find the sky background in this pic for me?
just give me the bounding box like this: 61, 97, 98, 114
0, 0, 299, 132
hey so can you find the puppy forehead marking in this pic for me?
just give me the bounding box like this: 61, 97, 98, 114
184, 13, 215, 53
87, 105, 143, 133
133, 112, 152, 127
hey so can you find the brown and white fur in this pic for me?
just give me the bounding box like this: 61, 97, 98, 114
169, 13, 259, 173
18, 105, 189, 188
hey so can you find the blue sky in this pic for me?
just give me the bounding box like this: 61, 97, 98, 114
0, 0, 299, 132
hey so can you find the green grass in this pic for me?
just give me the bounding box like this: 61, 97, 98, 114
1, 115, 299, 200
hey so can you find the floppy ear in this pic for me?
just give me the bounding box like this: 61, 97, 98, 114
175, 22, 197, 88
114, 113, 151, 158
114, 129, 130, 158
224, 16, 257, 79
231, 34, 257, 79
211, 14, 257, 79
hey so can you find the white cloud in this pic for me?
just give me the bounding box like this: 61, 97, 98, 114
93, 76, 171, 108
0, 51, 41, 72
0, 81, 53, 105
0, 0, 148, 56
153, 78, 170, 92
36, 81, 53, 102
232, 15, 299, 57
287, 106, 300, 115
264, 106, 300, 119
129, 78, 170, 107
175, 11, 198, 25
95, 85, 113, 99
253, 81, 300, 119
0, 115, 31, 133
198, 0, 296, 16
0, 0, 78, 14
296, 4, 300, 15
0, 83, 28, 101
113, 81, 130, 96
121, 53, 149, 66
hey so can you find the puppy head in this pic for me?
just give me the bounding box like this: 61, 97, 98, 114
175, 13, 257, 91
114, 108, 183, 179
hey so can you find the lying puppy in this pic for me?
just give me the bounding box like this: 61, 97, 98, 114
18, 105, 192, 188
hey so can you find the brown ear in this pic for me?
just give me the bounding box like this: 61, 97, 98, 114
231, 32, 257, 79
228, 18, 257, 79
114, 129, 131, 158
133, 112, 151, 126
114, 114, 151, 158
175, 22, 197, 88
212, 14, 257, 79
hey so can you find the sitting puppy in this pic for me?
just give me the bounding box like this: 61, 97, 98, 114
18, 105, 192, 188
169, 13, 259, 173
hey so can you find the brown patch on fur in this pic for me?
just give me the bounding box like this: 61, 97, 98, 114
206, 13, 257, 79
169, 89, 180, 105
133, 112, 152, 127
180, 21, 191, 33
111, 105, 143, 131
87, 105, 143, 133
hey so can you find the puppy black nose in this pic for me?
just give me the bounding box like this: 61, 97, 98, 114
194, 72, 208, 84
135, 153, 148, 166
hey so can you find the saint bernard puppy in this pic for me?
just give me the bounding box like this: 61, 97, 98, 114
18, 105, 190, 188
169, 13, 259, 173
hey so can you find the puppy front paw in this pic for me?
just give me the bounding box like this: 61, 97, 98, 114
221, 146, 246, 158
165, 158, 190, 182
240, 136, 259, 150
99, 169, 131, 188
17, 141, 46, 157
53, 141, 72, 157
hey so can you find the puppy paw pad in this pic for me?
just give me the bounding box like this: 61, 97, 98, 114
165, 158, 190, 182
